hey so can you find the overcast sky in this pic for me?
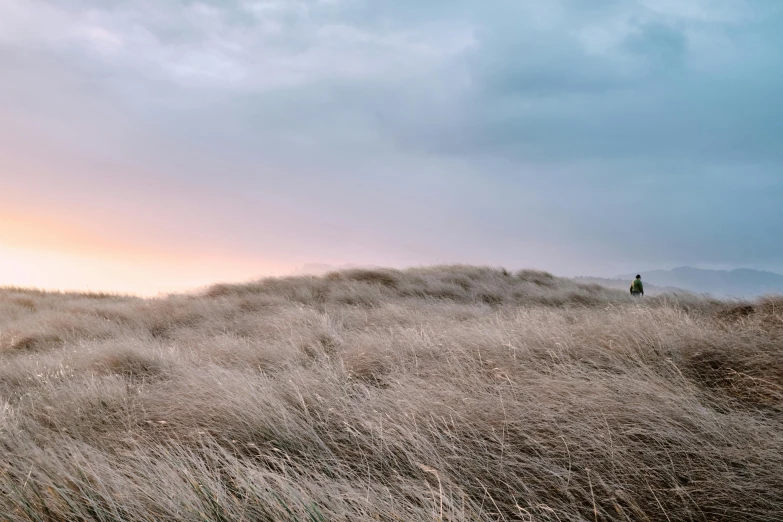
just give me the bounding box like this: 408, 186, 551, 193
1, 0, 781, 294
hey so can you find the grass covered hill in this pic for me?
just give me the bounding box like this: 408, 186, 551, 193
0, 266, 782, 521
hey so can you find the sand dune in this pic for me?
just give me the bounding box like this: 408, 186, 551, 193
0, 266, 781, 521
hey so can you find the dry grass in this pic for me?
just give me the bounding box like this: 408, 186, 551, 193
0, 265, 781, 521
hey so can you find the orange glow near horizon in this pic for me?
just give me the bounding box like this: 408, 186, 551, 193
0, 209, 169, 264
0, 243, 291, 296
0, 212, 292, 296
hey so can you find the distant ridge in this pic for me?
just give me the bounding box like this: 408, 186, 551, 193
617, 267, 783, 298
572, 276, 686, 297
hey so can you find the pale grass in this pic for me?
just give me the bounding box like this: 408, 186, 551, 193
0, 266, 780, 521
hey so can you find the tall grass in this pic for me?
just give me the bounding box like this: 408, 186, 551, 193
0, 266, 781, 521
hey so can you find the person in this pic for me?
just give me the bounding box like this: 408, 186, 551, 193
630, 275, 644, 297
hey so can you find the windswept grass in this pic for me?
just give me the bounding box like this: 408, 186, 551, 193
0, 266, 781, 521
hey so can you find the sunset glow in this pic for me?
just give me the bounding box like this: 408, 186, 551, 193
1, 0, 781, 293
0, 212, 288, 295
0, 242, 287, 296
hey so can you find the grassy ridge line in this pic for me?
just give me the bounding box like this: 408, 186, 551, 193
0, 266, 781, 521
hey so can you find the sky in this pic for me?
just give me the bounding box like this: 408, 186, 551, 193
1, 0, 782, 295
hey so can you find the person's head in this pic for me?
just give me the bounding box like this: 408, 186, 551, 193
636, 275, 641, 279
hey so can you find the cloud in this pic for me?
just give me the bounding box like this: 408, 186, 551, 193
1, 0, 782, 283
365, 1, 783, 165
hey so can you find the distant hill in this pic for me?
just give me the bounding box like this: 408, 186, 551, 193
617, 267, 783, 298
573, 276, 686, 297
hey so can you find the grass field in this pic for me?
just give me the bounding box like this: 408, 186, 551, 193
0, 266, 781, 521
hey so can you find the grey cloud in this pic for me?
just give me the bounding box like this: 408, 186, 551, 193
4, 0, 780, 168
622, 21, 687, 64
1, 0, 782, 276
